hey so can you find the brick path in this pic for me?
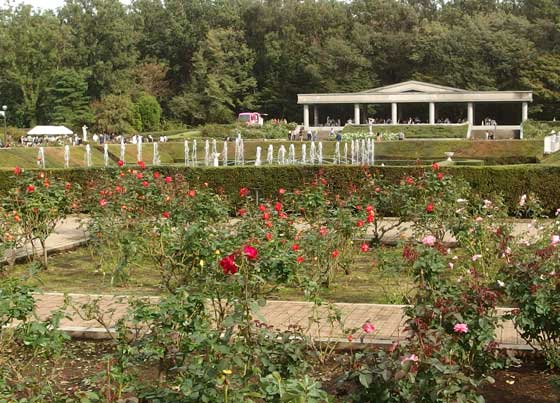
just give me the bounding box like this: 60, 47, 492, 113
10, 217, 538, 348
33, 292, 525, 348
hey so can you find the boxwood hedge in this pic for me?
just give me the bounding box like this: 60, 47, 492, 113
1, 164, 559, 215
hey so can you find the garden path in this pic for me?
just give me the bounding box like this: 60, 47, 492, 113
11, 216, 538, 349
33, 292, 525, 349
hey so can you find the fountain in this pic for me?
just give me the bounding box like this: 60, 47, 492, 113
85, 144, 92, 167
309, 142, 316, 164
255, 146, 262, 166
184, 140, 190, 166
213, 152, 219, 167
120, 139, 126, 163
266, 144, 274, 165
361, 139, 367, 164
223, 141, 228, 166
301, 144, 307, 164
212, 139, 217, 157
334, 142, 340, 164
37, 147, 45, 168
64, 145, 70, 168
136, 136, 142, 162
318, 142, 323, 164
234, 134, 244, 165
153, 142, 160, 166
103, 144, 109, 167
288, 144, 296, 164
351, 140, 355, 165
192, 140, 198, 165
445, 152, 454, 161
344, 142, 348, 163
278, 145, 286, 165
204, 139, 210, 166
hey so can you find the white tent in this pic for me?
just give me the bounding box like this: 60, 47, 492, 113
27, 126, 73, 136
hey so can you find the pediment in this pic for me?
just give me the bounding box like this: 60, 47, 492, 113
361, 80, 467, 94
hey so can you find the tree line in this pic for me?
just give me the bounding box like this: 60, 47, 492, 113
0, 0, 559, 133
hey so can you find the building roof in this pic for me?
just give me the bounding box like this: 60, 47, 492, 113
27, 126, 74, 136
297, 80, 532, 104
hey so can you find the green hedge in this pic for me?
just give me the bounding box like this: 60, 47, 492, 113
522, 120, 560, 139
2, 164, 559, 215
342, 124, 468, 138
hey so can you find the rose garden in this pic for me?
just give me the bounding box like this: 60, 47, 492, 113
0, 156, 559, 402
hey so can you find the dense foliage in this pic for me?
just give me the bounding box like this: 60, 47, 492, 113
1, 0, 560, 131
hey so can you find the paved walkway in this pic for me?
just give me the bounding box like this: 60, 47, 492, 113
33, 292, 524, 348
7, 216, 538, 348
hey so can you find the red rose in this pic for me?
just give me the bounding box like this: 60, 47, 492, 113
278, 188, 286, 195
296, 256, 304, 264
332, 250, 340, 258
136, 173, 143, 179
13, 166, 22, 176
432, 162, 440, 171
366, 205, 374, 212
360, 243, 369, 252
274, 202, 282, 212
265, 232, 273, 241
188, 190, 197, 198
265, 220, 273, 228
437, 172, 444, 181
426, 203, 434, 213
356, 220, 364, 228
367, 214, 375, 223
27, 184, 35, 193
153, 172, 161, 179
239, 187, 250, 197
165, 176, 172, 184
99, 198, 107, 207
162, 211, 170, 219
220, 254, 238, 275
137, 161, 146, 169
319, 227, 328, 236
117, 160, 124, 167
243, 245, 258, 260
237, 208, 246, 216
258, 204, 266, 212
142, 181, 149, 187
279, 212, 288, 219
406, 177, 414, 185
291, 244, 300, 251
115, 185, 123, 193
262, 212, 270, 220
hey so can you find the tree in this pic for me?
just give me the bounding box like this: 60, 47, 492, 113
135, 94, 161, 131
170, 28, 257, 124
0, 5, 68, 126
41, 68, 93, 129
92, 94, 141, 134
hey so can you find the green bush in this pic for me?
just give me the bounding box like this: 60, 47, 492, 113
2, 164, 560, 215
200, 122, 296, 140
522, 120, 560, 139
342, 124, 468, 138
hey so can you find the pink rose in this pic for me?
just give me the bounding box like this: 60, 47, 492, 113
551, 235, 559, 246
453, 323, 469, 333
362, 321, 375, 333
422, 235, 436, 246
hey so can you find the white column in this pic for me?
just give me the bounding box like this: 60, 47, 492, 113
391, 103, 398, 124
354, 104, 360, 125
313, 105, 319, 127
522, 102, 528, 122
467, 103, 474, 125
429, 102, 435, 124
303, 104, 310, 129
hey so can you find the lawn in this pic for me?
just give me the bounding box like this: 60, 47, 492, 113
9, 245, 414, 304
0, 139, 544, 169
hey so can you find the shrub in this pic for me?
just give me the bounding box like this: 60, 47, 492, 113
522, 119, 560, 139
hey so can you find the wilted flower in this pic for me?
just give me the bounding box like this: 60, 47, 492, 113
401, 354, 419, 363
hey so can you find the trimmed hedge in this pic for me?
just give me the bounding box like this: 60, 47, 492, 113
2, 164, 559, 215
522, 120, 560, 139
342, 124, 468, 138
